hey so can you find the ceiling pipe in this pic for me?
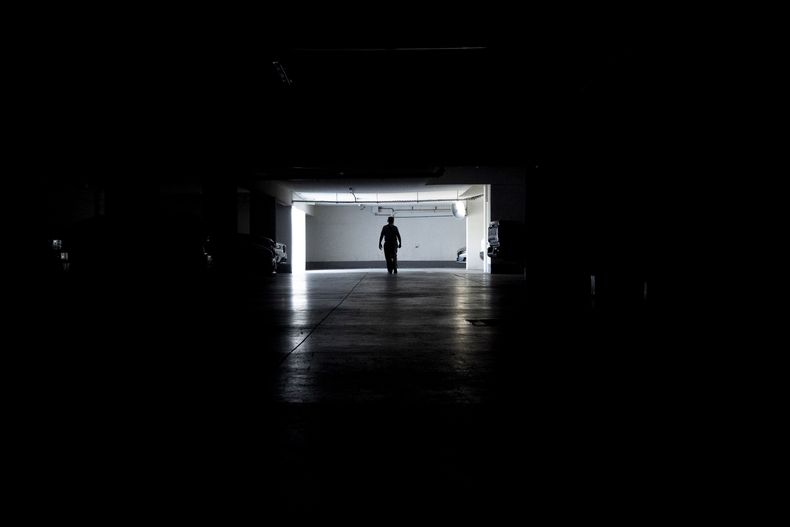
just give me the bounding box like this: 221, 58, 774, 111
379, 206, 452, 212
376, 205, 456, 219
292, 47, 487, 53
373, 214, 454, 218
292, 194, 483, 204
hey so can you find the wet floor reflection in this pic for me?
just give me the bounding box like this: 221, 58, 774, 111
269, 270, 522, 405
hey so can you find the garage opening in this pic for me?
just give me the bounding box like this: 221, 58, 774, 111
290, 184, 491, 273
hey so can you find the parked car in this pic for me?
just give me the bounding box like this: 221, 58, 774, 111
456, 247, 467, 263
271, 240, 288, 265
251, 235, 287, 267
204, 233, 285, 275
457, 246, 484, 263
487, 219, 525, 272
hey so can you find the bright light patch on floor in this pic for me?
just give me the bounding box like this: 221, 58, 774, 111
291, 206, 306, 273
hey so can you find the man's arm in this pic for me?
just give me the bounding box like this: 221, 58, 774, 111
396, 227, 401, 248
379, 227, 384, 249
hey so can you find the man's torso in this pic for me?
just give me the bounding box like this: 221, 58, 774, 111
382, 224, 399, 245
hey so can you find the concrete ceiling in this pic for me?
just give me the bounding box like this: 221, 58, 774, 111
254, 165, 474, 200
255, 35, 649, 169
252, 166, 522, 194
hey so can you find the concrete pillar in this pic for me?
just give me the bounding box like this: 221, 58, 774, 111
483, 185, 491, 274
276, 203, 292, 273
490, 179, 526, 275
250, 191, 276, 240
237, 190, 250, 234
203, 178, 237, 237
94, 186, 105, 217
103, 178, 160, 279
466, 195, 485, 271
522, 165, 587, 312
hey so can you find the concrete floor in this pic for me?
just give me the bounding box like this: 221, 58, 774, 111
26, 268, 675, 520
263, 270, 527, 517
250, 270, 665, 518
272, 269, 514, 404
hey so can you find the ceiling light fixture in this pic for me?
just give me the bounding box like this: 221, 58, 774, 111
452, 201, 467, 219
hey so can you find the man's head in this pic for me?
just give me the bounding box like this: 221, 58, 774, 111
387, 216, 394, 224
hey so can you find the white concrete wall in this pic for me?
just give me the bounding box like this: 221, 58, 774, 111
307, 205, 466, 262
483, 185, 491, 273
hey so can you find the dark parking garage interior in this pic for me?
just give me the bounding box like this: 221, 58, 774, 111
17, 26, 695, 521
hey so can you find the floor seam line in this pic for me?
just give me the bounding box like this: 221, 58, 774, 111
278, 273, 368, 366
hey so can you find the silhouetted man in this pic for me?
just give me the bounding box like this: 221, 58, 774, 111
378, 216, 401, 274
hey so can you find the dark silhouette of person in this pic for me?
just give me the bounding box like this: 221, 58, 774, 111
378, 216, 402, 274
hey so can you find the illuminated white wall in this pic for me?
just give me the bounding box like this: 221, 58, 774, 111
291, 206, 306, 273
483, 185, 491, 274
306, 205, 465, 262
466, 196, 485, 271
